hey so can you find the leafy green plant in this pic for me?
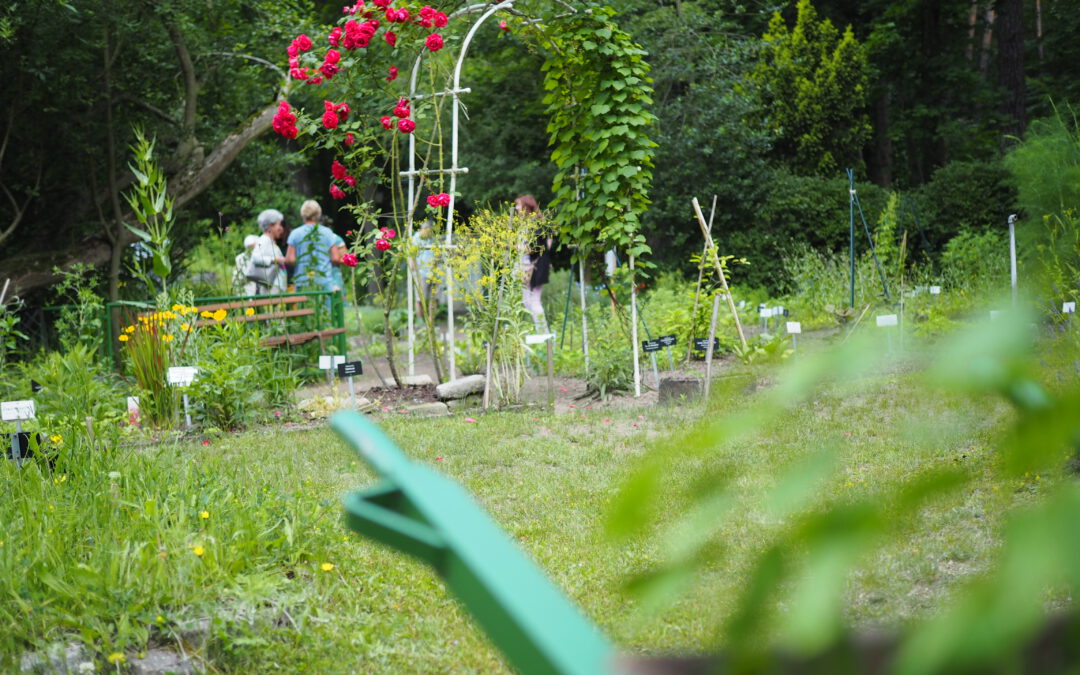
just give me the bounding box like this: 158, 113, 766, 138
584, 305, 634, 400
123, 128, 175, 297
734, 331, 794, 365
940, 228, 1007, 295
13, 344, 127, 429
0, 283, 26, 369
51, 263, 105, 355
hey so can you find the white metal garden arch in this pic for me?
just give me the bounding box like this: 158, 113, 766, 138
401, 0, 523, 380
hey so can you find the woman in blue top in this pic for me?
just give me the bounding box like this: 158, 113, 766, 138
284, 200, 341, 292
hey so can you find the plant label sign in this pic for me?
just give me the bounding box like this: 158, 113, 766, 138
337, 361, 363, 378
786, 321, 802, 334
167, 367, 199, 387
1064, 302, 1076, 314
694, 337, 720, 351
759, 306, 771, 318
641, 339, 661, 353
658, 334, 677, 348
319, 355, 345, 370
525, 333, 555, 345
930, 286, 942, 295
2, 400, 35, 422
876, 314, 898, 327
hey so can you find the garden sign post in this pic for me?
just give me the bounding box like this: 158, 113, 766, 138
692, 198, 747, 349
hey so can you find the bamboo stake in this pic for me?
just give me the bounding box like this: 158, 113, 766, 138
692, 198, 748, 349
579, 259, 589, 377
687, 196, 717, 361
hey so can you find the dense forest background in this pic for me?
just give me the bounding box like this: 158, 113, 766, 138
1, 0, 1076, 303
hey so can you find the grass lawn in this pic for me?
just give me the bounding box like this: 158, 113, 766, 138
2, 336, 1060, 672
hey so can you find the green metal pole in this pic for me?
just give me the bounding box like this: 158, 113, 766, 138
559, 262, 574, 348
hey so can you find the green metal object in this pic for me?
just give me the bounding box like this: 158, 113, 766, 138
331, 411, 616, 675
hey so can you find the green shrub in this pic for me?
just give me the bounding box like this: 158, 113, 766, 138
913, 159, 1016, 248
940, 229, 1008, 295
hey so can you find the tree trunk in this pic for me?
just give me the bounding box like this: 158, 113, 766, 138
996, 0, 1026, 138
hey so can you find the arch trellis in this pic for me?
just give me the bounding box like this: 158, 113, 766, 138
277, 1, 657, 389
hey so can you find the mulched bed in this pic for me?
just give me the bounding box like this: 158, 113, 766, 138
363, 384, 440, 407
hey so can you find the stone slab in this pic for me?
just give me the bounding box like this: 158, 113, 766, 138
401, 401, 449, 417
399, 374, 434, 386
658, 376, 701, 404
435, 375, 486, 401
130, 650, 195, 675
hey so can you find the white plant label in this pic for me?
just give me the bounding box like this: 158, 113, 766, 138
773, 306, 785, 317
167, 367, 199, 387
127, 396, 140, 411
759, 307, 771, 318
786, 321, 802, 334
525, 333, 555, 345
318, 355, 345, 370
876, 314, 898, 327
1, 400, 35, 422
1063, 302, 1076, 314
930, 286, 942, 295
737, 300, 746, 309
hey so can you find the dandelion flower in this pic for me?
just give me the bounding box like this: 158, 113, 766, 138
118, 334, 129, 342
200, 510, 210, 520
244, 307, 255, 316
321, 562, 335, 572
192, 545, 205, 557
107, 652, 126, 665
213, 309, 227, 321
49, 434, 62, 444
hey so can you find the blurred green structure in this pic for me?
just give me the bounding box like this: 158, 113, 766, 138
331, 411, 615, 675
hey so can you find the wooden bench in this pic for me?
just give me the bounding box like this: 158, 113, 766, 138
193, 295, 346, 348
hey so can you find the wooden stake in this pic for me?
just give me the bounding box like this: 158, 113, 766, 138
546, 337, 555, 410
630, 255, 641, 398
692, 198, 748, 349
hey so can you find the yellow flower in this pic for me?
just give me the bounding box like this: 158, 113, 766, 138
53, 474, 67, 484
156, 615, 165, 624
200, 310, 213, 319
181, 323, 191, 332
212, 309, 227, 322
192, 545, 205, 557
118, 334, 129, 342
244, 307, 255, 316
321, 562, 335, 572
171, 304, 183, 312
107, 652, 126, 665
124, 325, 135, 333
161, 334, 174, 342
200, 511, 210, 520
49, 434, 62, 444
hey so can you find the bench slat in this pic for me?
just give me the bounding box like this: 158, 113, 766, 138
195, 295, 309, 312
193, 308, 315, 328
261, 327, 347, 347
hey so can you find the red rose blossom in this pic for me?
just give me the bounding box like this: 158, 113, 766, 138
499, 20, 509, 31
342, 252, 359, 267
426, 33, 444, 51
322, 111, 340, 129
296, 34, 313, 51
330, 184, 346, 200
325, 49, 341, 64
384, 30, 397, 46
386, 65, 398, 82
375, 238, 391, 251
433, 12, 448, 27
381, 116, 393, 130
329, 27, 342, 46
331, 160, 347, 180
344, 132, 355, 146
397, 119, 416, 133
344, 175, 356, 187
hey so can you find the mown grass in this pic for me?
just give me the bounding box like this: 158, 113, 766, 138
2, 335, 1062, 672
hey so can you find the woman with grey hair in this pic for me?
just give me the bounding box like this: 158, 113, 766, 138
250, 208, 286, 295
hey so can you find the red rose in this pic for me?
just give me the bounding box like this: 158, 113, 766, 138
372, 0, 389, 7
320, 63, 339, 78
433, 12, 448, 27
439, 193, 451, 206
375, 238, 391, 251
336, 102, 350, 120
344, 133, 355, 146
290, 67, 307, 81
328, 27, 342, 46
419, 5, 436, 20
344, 175, 356, 187
383, 228, 396, 239
393, 100, 410, 118
398, 119, 416, 133
499, 20, 509, 32
342, 252, 359, 267
287, 43, 300, 58
384, 30, 397, 46
296, 34, 313, 51
331, 160, 347, 180
381, 116, 393, 130
325, 49, 341, 64
322, 111, 339, 129
330, 184, 346, 200
386, 65, 398, 82
425, 33, 444, 51
308, 75, 324, 85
